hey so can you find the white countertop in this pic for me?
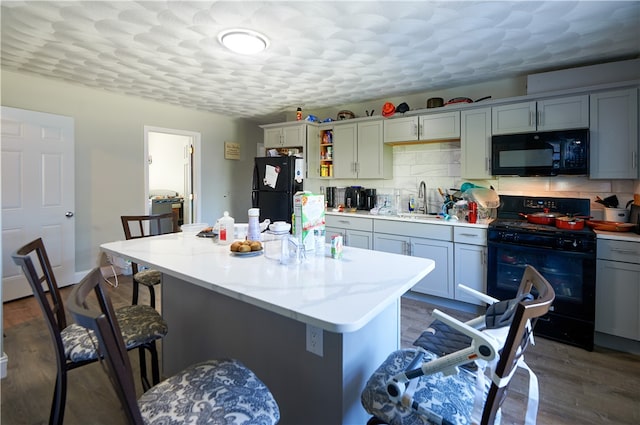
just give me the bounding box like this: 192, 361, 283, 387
325, 210, 491, 228
594, 229, 640, 242
101, 234, 435, 333
327, 210, 640, 240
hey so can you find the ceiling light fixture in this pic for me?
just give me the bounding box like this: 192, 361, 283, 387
218, 29, 269, 54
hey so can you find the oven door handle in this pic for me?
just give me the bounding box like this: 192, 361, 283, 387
488, 240, 595, 258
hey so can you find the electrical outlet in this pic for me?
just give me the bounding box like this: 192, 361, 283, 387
306, 324, 323, 357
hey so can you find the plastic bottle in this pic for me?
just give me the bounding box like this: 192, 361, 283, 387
248, 208, 261, 241
218, 211, 235, 245
296, 107, 302, 121
409, 196, 416, 212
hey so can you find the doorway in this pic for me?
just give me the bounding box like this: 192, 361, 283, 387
144, 126, 202, 225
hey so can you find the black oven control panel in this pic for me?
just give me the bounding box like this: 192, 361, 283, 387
523, 199, 558, 210
488, 229, 596, 253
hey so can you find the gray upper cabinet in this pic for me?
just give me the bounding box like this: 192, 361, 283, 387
492, 95, 589, 135
332, 120, 392, 179
263, 122, 309, 148
461, 107, 492, 179
589, 88, 639, 179
383, 111, 460, 143
383, 116, 418, 143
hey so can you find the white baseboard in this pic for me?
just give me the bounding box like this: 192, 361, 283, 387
1, 352, 8, 379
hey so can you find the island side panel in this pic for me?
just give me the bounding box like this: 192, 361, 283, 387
161, 274, 401, 424
341, 298, 401, 423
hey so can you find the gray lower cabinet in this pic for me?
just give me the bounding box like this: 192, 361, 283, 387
325, 215, 373, 250
453, 227, 487, 306
595, 239, 640, 341
373, 220, 453, 298
326, 215, 490, 304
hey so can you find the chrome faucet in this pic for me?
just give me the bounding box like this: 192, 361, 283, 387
418, 181, 427, 214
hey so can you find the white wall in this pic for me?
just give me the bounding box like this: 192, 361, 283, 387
1, 70, 261, 272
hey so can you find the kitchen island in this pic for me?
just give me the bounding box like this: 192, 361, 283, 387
101, 233, 435, 425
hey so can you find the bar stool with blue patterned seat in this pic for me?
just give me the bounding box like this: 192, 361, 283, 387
68, 267, 281, 425
361, 265, 554, 425
120, 213, 174, 309
12, 238, 168, 425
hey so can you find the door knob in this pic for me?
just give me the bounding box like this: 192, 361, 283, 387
65, 211, 74, 217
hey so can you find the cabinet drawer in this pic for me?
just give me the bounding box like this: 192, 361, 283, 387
325, 215, 373, 232
454, 227, 487, 245
374, 220, 452, 241
597, 240, 640, 264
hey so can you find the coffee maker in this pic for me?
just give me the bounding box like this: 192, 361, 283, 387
344, 186, 363, 209
326, 186, 337, 208
365, 188, 377, 210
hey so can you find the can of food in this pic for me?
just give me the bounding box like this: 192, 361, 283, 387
331, 235, 343, 259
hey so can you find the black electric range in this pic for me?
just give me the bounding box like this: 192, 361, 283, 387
487, 195, 596, 350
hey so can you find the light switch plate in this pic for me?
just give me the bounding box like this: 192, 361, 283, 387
306, 324, 323, 357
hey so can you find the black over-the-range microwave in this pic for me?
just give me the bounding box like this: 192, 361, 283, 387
491, 129, 589, 177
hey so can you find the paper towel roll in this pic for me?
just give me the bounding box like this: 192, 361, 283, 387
294, 158, 304, 183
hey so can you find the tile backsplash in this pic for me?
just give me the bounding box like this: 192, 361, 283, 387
308, 143, 639, 220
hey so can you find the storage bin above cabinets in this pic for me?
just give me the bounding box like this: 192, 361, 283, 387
383, 111, 460, 144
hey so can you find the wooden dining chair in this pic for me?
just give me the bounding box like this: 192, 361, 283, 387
120, 213, 174, 308
68, 268, 281, 425
11, 238, 168, 425
361, 265, 555, 425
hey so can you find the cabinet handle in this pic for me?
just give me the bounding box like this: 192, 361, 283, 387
529, 111, 533, 127
611, 248, 639, 255
458, 233, 478, 237
414, 124, 419, 137
406, 241, 411, 256
337, 220, 351, 225
633, 151, 638, 169
485, 157, 490, 172
537, 110, 543, 127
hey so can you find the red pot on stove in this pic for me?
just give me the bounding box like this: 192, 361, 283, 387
555, 216, 585, 230
518, 209, 564, 225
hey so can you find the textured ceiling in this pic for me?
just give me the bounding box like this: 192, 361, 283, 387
2, 1, 639, 122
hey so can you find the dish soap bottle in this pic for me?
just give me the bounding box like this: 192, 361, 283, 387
218, 211, 234, 245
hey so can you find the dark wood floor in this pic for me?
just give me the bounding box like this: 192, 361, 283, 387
2, 276, 639, 424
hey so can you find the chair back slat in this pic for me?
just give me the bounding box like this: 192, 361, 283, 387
121, 213, 175, 276
67, 268, 145, 425
481, 265, 555, 424
12, 238, 68, 358
121, 213, 175, 240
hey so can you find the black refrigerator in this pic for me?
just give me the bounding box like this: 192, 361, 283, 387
252, 156, 304, 223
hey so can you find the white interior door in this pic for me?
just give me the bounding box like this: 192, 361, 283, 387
183, 142, 193, 223
1, 106, 75, 301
